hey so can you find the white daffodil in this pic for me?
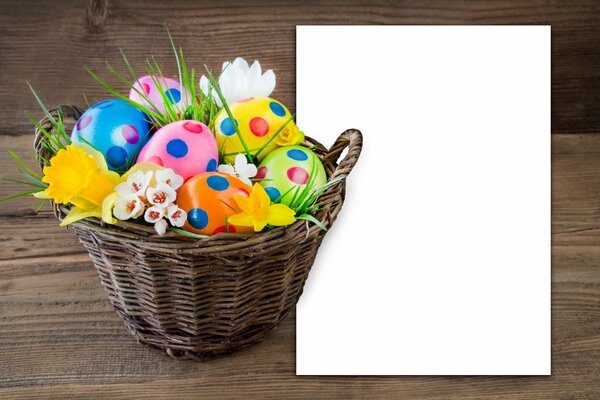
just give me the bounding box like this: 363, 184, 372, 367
146, 183, 176, 208
166, 204, 187, 227
199, 57, 276, 107
217, 153, 257, 186
113, 195, 144, 221
155, 168, 184, 191
115, 170, 152, 198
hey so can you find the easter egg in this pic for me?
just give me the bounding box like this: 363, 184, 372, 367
214, 97, 301, 163
71, 99, 150, 172
129, 75, 191, 115
257, 146, 327, 206
177, 172, 254, 235
136, 120, 218, 181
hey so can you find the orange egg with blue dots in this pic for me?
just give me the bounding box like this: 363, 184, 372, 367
177, 172, 253, 235
215, 97, 302, 163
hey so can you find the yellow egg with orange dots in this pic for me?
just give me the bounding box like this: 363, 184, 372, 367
214, 97, 304, 163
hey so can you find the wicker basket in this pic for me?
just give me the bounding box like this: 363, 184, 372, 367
33, 105, 362, 359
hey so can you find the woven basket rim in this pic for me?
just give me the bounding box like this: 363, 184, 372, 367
34, 105, 363, 248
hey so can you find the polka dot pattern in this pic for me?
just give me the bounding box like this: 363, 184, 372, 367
265, 187, 281, 201
220, 118, 237, 136
165, 88, 181, 104
256, 145, 327, 206
287, 167, 309, 185
213, 225, 237, 234
129, 75, 191, 116
214, 97, 297, 164
147, 155, 163, 166
287, 148, 308, 161
76, 114, 92, 131
177, 173, 253, 235
188, 208, 208, 230
269, 101, 286, 117
183, 121, 203, 133
71, 99, 149, 173
256, 166, 267, 180
106, 146, 128, 168
166, 139, 188, 158
136, 120, 218, 180
206, 158, 217, 172
249, 117, 269, 137
207, 175, 230, 191
122, 125, 139, 144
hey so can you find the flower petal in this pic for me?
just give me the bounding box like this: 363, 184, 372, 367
217, 164, 236, 175
154, 219, 168, 236
233, 193, 250, 212
101, 192, 118, 224
258, 69, 276, 98
60, 206, 102, 227
253, 218, 268, 232
228, 212, 254, 227
267, 204, 296, 227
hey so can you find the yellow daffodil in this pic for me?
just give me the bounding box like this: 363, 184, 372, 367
274, 125, 305, 147
34, 143, 120, 226
229, 183, 296, 232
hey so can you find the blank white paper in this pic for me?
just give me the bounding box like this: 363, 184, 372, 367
296, 26, 550, 375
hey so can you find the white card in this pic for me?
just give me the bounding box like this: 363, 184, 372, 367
296, 26, 550, 375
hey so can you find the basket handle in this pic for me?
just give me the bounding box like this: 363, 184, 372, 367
327, 129, 363, 180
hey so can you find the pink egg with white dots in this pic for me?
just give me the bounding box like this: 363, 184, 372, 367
136, 120, 218, 181
129, 75, 191, 115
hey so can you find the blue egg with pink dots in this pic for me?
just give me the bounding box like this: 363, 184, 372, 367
71, 99, 150, 172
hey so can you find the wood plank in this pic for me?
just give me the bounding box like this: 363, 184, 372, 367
0, 0, 598, 137
0, 134, 599, 398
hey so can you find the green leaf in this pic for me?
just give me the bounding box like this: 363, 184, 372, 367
297, 213, 328, 231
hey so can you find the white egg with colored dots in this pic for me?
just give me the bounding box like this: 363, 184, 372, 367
71, 99, 150, 173
214, 97, 301, 163
136, 120, 219, 181
256, 145, 327, 206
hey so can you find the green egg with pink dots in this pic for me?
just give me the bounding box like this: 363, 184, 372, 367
256, 145, 327, 206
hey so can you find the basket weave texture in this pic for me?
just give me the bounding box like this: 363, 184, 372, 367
34, 105, 362, 359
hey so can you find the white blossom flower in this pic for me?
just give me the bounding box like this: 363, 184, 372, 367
217, 153, 257, 186
155, 168, 184, 191
112, 195, 144, 221
146, 183, 176, 208
144, 205, 164, 223
166, 204, 187, 227
154, 219, 168, 236
199, 57, 276, 107
115, 170, 152, 198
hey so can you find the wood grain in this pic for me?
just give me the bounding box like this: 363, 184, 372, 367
1, 0, 599, 398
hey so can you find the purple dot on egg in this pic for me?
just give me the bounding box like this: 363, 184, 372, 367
142, 82, 151, 94
76, 114, 92, 131
183, 121, 203, 134
121, 125, 139, 144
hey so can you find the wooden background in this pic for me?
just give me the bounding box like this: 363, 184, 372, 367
1, 0, 599, 398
